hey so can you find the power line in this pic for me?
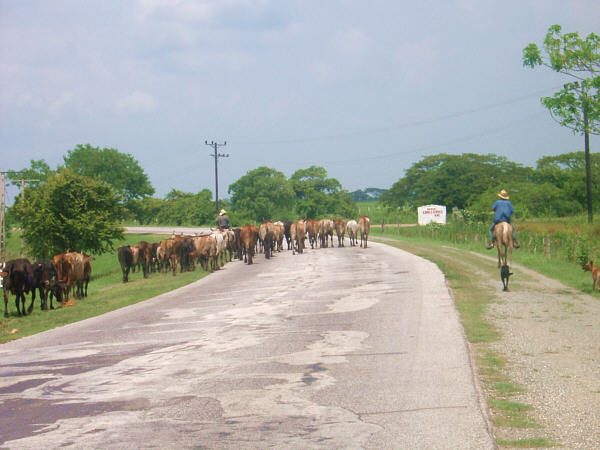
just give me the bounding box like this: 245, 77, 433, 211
229, 85, 561, 145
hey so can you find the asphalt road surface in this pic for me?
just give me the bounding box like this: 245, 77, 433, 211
0, 240, 494, 449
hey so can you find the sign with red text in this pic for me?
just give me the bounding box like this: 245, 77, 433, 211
417, 205, 446, 226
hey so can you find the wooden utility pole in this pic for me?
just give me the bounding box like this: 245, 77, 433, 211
1, 172, 5, 264
205, 141, 228, 215
15, 178, 39, 256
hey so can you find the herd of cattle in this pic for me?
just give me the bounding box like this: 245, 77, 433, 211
1, 251, 93, 318
1, 216, 371, 318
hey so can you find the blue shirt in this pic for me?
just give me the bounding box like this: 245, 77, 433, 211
492, 199, 514, 222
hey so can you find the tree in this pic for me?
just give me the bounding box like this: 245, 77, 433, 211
381, 153, 531, 210
523, 25, 600, 223
63, 144, 155, 204
228, 167, 295, 222
13, 169, 125, 258
155, 189, 215, 226
290, 166, 357, 219
534, 151, 600, 213
8, 159, 53, 186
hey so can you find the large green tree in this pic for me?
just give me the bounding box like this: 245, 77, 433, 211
290, 166, 356, 219
14, 169, 125, 258
228, 166, 295, 222
63, 144, 155, 203
534, 151, 600, 212
155, 189, 215, 226
523, 24, 600, 223
381, 153, 531, 209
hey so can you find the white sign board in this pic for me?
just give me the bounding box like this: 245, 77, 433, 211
418, 205, 446, 226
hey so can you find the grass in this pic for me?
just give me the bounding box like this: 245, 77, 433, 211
1, 233, 210, 344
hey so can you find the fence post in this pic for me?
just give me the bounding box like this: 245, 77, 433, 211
546, 234, 552, 259
381, 219, 385, 233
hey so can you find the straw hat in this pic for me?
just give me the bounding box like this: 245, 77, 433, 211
497, 189, 509, 200
219, 209, 227, 215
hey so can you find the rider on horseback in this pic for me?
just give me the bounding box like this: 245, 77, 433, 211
486, 189, 520, 249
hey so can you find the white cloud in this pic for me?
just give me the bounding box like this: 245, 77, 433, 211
116, 91, 158, 113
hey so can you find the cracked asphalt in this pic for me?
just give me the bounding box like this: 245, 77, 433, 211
0, 240, 494, 449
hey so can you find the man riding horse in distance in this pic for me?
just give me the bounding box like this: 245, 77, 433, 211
216, 209, 230, 230
487, 189, 520, 250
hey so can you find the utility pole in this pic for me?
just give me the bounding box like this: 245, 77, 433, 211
205, 140, 228, 215
1, 172, 6, 264
15, 178, 39, 256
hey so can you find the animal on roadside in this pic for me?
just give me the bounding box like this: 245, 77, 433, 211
193, 234, 217, 272
346, 220, 359, 247
3, 259, 35, 317
583, 261, 600, 292
32, 259, 63, 310
231, 228, 243, 260
53, 252, 85, 301
500, 264, 513, 292
334, 218, 346, 247
306, 219, 320, 249
272, 222, 285, 252
358, 216, 370, 248
319, 219, 334, 248
210, 229, 228, 268
137, 241, 152, 278
291, 219, 306, 255
492, 221, 514, 268
81, 254, 94, 297
284, 221, 293, 250
259, 221, 275, 259
150, 242, 161, 272
129, 244, 141, 273
240, 225, 259, 264
118, 246, 134, 282
159, 237, 179, 275
174, 236, 195, 273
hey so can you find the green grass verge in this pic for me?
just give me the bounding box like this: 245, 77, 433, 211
1, 233, 210, 344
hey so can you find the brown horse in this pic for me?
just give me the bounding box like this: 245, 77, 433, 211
493, 222, 514, 268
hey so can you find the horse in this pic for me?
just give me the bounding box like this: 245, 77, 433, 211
493, 222, 514, 291
493, 221, 514, 268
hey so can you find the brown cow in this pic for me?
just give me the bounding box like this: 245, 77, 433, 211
359, 216, 370, 248
272, 222, 285, 252
334, 218, 346, 247
53, 251, 85, 301
259, 221, 275, 259
306, 219, 320, 249
240, 225, 259, 264
291, 219, 306, 255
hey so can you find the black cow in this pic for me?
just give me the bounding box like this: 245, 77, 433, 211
284, 221, 293, 250
118, 246, 134, 282
3, 259, 35, 317
32, 259, 63, 310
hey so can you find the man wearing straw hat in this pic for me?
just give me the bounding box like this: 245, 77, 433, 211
486, 189, 520, 249
216, 209, 230, 229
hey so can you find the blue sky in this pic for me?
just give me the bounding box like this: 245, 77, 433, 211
1, 0, 598, 205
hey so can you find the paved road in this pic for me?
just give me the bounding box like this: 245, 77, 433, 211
0, 241, 494, 449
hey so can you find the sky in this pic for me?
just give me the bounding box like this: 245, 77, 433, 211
1, 0, 599, 206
